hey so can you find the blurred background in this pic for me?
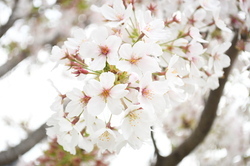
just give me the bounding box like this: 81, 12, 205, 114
0, 0, 250, 166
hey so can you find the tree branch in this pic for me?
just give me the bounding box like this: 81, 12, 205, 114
0, 50, 28, 78
155, 34, 239, 166
0, 123, 47, 165
0, 33, 63, 78
0, 0, 20, 38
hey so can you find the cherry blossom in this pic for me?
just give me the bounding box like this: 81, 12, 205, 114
117, 41, 162, 76
79, 27, 122, 70
86, 72, 128, 116
121, 105, 154, 148
96, 0, 133, 27
209, 42, 231, 74
137, 10, 169, 41
46, 0, 238, 157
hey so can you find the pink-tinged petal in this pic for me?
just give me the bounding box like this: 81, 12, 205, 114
79, 42, 99, 58
110, 84, 128, 98
89, 55, 106, 70
100, 72, 115, 89
87, 79, 103, 96
119, 44, 132, 59
87, 96, 106, 116
107, 98, 123, 115
91, 27, 108, 44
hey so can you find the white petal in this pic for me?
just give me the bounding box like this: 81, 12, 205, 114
65, 101, 83, 117
146, 43, 163, 56
91, 27, 108, 44
107, 98, 123, 115
59, 119, 72, 132
66, 88, 82, 101
87, 79, 103, 96
106, 35, 122, 50
89, 55, 106, 70
100, 72, 115, 89
119, 44, 132, 59
117, 60, 131, 71
140, 72, 152, 88
133, 41, 146, 56
87, 96, 106, 116
101, 5, 117, 21
138, 56, 161, 73
110, 84, 128, 98
220, 54, 230, 68
79, 42, 99, 58
51, 46, 63, 62
78, 136, 94, 152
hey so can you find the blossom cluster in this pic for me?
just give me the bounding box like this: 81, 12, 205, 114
47, 0, 234, 154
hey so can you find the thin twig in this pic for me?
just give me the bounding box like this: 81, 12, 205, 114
151, 126, 160, 157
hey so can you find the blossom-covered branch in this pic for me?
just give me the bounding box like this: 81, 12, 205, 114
47, 0, 246, 157
155, 33, 239, 166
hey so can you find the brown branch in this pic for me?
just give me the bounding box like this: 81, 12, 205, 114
0, 0, 20, 38
0, 123, 47, 165
0, 33, 63, 78
155, 34, 239, 166
0, 50, 28, 78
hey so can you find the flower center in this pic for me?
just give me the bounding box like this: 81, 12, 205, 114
142, 87, 153, 100
81, 95, 91, 104
99, 45, 110, 56
116, 14, 124, 21
99, 131, 111, 142
129, 56, 141, 64
101, 88, 111, 99
128, 111, 142, 126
